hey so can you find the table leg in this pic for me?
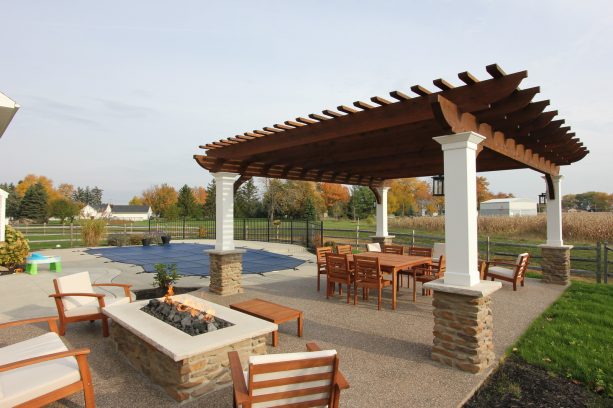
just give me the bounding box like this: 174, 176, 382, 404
272, 330, 279, 347
298, 313, 303, 338
26, 263, 37, 275
392, 270, 397, 310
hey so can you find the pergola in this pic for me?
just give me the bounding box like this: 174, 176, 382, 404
0, 91, 20, 242
194, 64, 586, 372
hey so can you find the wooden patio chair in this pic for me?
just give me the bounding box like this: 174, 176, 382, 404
483, 253, 530, 291
398, 246, 433, 287
431, 243, 445, 265
50, 271, 133, 337
381, 244, 405, 255
325, 253, 353, 303
353, 255, 392, 310
365, 242, 381, 252
412, 255, 445, 302
335, 244, 353, 255
0, 316, 95, 407
315, 246, 334, 292
228, 342, 349, 408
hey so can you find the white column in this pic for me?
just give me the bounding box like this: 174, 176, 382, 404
433, 132, 486, 287
375, 186, 390, 237
0, 188, 7, 242
213, 172, 238, 251
546, 175, 564, 247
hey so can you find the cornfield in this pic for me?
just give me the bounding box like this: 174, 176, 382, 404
389, 212, 613, 243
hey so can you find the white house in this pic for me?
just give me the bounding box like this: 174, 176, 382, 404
479, 198, 537, 217
0, 91, 20, 242
79, 204, 151, 221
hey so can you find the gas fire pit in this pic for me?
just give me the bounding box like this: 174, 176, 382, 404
103, 293, 277, 403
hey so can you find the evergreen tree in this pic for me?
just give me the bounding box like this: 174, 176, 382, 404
91, 186, 103, 207
0, 183, 21, 218
202, 180, 216, 218
304, 196, 317, 221
177, 184, 199, 218
19, 183, 48, 222
348, 186, 376, 220
235, 179, 261, 217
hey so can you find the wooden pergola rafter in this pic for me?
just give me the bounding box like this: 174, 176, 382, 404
194, 64, 587, 187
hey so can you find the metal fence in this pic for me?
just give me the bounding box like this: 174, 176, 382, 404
12, 220, 611, 282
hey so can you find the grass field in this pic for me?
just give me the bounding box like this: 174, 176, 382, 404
512, 281, 613, 397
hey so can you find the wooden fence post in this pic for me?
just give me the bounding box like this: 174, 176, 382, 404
604, 242, 609, 284
595, 241, 601, 283
486, 236, 491, 262
70, 223, 74, 247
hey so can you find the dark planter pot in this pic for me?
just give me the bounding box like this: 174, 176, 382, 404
142, 238, 152, 246
161, 235, 171, 245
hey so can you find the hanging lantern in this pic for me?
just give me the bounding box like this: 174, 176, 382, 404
538, 193, 547, 205
432, 175, 444, 197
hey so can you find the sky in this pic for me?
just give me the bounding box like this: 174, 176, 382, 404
0, 0, 611, 203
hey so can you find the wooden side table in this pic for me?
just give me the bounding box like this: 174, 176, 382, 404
230, 298, 303, 347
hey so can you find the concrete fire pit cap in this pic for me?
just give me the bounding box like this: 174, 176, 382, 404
103, 294, 277, 361
424, 279, 502, 298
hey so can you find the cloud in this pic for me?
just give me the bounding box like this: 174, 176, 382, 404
94, 98, 158, 119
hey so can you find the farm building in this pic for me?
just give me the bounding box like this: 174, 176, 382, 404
79, 204, 152, 221
479, 198, 537, 217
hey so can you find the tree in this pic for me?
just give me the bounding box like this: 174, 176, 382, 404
15, 174, 55, 199
262, 179, 285, 221
0, 183, 21, 218
90, 186, 103, 207
235, 179, 262, 218
57, 183, 75, 199
142, 184, 178, 217
562, 194, 577, 210
574, 192, 612, 212
319, 183, 350, 218
49, 198, 79, 223
348, 186, 375, 220
202, 180, 216, 218
19, 183, 48, 222
129, 196, 144, 205
192, 186, 208, 205
476, 176, 493, 208
177, 184, 199, 218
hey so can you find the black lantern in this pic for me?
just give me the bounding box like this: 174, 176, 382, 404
432, 175, 444, 197
538, 193, 547, 205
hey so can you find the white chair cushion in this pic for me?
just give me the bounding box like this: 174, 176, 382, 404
64, 295, 131, 317
245, 350, 336, 408
0, 332, 80, 407
432, 243, 445, 261
56, 271, 96, 311
488, 266, 515, 278
366, 243, 381, 252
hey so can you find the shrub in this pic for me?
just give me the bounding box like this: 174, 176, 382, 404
128, 233, 144, 245
80, 219, 107, 247
153, 263, 180, 291
0, 225, 30, 272
198, 226, 207, 238
107, 234, 129, 247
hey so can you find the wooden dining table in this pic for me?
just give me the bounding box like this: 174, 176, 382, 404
346, 252, 432, 310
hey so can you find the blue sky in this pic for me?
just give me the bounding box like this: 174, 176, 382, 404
1, 1, 611, 203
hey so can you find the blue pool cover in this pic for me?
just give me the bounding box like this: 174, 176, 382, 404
86, 243, 305, 276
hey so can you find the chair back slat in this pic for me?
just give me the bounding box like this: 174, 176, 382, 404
409, 246, 432, 257
325, 253, 350, 281
335, 244, 352, 255
316, 247, 333, 264
382, 244, 404, 255
353, 255, 382, 283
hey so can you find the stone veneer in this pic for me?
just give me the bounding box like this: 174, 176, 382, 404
370, 235, 395, 246
208, 250, 244, 295
110, 322, 267, 402
431, 291, 495, 374
539, 245, 573, 286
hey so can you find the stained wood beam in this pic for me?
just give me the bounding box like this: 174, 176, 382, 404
234, 175, 252, 193
322, 109, 343, 118
411, 85, 432, 96
353, 100, 376, 110
274, 123, 294, 130
296, 117, 317, 124
433, 78, 455, 91
308, 113, 329, 121
338, 105, 359, 114
458, 71, 479, 85
370, 96, 392, 105
389, 90, 411, 100
486, 64, 506, 78
263, 126, 283, 133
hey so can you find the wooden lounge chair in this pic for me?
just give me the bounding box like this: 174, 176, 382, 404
325, 253, 353, 303
50, 271, 133, 337
366, 242, 381, 252
0, 316, 95, 407
353, 255, 392, 310
412, 255, 445, 302
483, 253, 530, 291
335, 244, 352, 255
228, 342, 349, 408
315, 247, 334, 292
382, 244, 405, 255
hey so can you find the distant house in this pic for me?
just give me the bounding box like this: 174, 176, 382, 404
79, 204, 152, 221
479, 198, 537, 217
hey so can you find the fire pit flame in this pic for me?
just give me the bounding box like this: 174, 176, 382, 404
164, 285, 175, 304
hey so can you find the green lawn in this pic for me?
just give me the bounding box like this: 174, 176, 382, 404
513, 281, 613, 397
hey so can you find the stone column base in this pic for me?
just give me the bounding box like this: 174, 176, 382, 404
424, 279, 501, 374
207, 249, 246, 295
539, 244, 573, 285
370, 235, 395, 245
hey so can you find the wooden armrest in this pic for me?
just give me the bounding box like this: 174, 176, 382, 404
92, 283, 133, 301
49, 293, 104, 299
227, 351, 249, 405
0, 316, 59, 334
0, 348, 90, 372
306, 343, 350, 390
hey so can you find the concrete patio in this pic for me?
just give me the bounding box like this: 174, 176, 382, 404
0, 241, 565, 407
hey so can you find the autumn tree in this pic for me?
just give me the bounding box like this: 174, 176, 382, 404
57, 183, 75, 199
142, 184, 178, 217
319, 183, 350, 218
192, 186, 208, 205
476, 176, 493, 208
129, 196, 144, 205
16, 174, 57, 200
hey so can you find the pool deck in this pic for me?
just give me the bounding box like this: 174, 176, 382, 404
0, 240, 566, 407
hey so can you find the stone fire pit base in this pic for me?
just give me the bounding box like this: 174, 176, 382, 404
110, 322, 267, 402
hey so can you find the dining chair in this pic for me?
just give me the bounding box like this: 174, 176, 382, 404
353, 255, 392, 310
315, 246, 334, 292
335, 244, 353, 255
398, 246, 433, 288
431, 243, 445, 265
412, 255, 446, 302
382, 244, 404, 255
325, 253, 353, 303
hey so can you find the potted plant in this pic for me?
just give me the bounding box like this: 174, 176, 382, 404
160, 233, 171, 245
152, 263, 180, 296
142, 233, 154, 246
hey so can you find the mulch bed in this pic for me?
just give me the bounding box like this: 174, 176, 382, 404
465, 355, 611, 408
133, 287, 202, 301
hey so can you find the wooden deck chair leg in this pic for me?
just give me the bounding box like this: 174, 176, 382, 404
317, 274, 320, 292
513, 281, 517, 291
412, 274, 417, 302
102, 316, 109, 337
521, 277, 525, 287
346, 284, 351, 303
75, 354, 95, 407
377, 287, 382, 311
353, 283, 358, 305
